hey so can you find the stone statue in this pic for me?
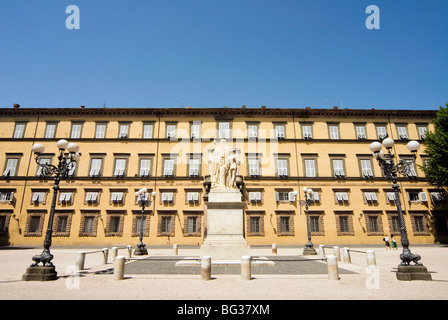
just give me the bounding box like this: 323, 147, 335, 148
211, 139, 239, 189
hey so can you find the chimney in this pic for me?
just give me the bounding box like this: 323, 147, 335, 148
80, 106, 85, 108
13, 104, 20, 109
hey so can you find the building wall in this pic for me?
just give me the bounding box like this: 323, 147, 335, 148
0, 106, 447, 247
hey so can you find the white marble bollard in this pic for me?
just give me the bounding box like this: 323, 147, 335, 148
366, 250, 376, 268
319, 245, 325, 258
113, 256, 126, 280
333, 246, 341, 261
75, 251, 86, 270
126, 245, 132, 259
272, 243, 277, 255
173, 244, 178, 255
102, 248, 109, 264
241, 256, 252, 281
201, 256, 211, 281
111, 247, 118, 262
342, 247, 351, 263
327, 255, 339, 280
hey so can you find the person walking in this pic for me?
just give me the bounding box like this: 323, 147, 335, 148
383, 235, 390, 249
391, 234, 398, 249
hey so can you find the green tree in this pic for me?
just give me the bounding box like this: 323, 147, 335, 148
421, 102, 448, 189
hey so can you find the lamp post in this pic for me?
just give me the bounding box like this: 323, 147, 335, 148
134, 188, 157, 256
369, 138, 431, 280
299, 188, 317, 255
22, 139, 80, 281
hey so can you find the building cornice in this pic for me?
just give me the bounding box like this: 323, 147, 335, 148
0, 106, 437, 119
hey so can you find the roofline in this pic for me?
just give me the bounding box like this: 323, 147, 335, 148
0, 106, 437, 119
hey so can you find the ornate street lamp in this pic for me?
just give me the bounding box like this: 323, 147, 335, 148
22, 139, 80, 281
369, 138, 431, 280
134, 188, 157, 255
299, 188, 317, 255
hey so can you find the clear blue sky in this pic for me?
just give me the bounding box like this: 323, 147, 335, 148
0, 0, 447, 110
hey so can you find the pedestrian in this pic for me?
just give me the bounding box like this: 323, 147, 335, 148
391, 235, 397, 249
383, 235, 390, 249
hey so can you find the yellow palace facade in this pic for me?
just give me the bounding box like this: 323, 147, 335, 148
0, 105, 447, 247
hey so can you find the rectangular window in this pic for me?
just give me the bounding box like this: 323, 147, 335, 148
0, 191, 14, 202
29, 216, 41, 233
364, 192, 378, 202
328, 124, 340, 139
417, 125, 428, 140
310, 216, 320, 233
56, 216, 68, 233
118, 123, 130, 138
302, 124, 313, 139
280, 217, 290, 233
391, 216, 400, 232
249, 191, 261, 202
414, 216, 425, 232
247, 124, 258, 139
190, 121, 201, 139
139, 158, 151, 177
189, 158, 200, 176
335, 192, 349, 202
332, 159, 345, 177
32, 192, 46, 203
304, 159, 317, 177
3, 158, 18, 177
250, 216, 260, 233
360, 159, 373, 178
59, 192, 73, 203
161, 216, 171, 233
368, 216, 379, 232
85, 192, 99, 204
218, 121, 231, 139
248, 158, 260, 176
376, 125, 388, 140
89, 158, 102, 177
187, 217, 198, 233
275, 191, 294, 202
355, 125, 367, 140
277, 159, 288, 177
66, 158, 76, 177
70, 123, 83, 139
163, 159, 174, 177
95, 123, 107, 139
109, 216, 120, 233
142, 123, 154, 139
83, 217, 95, 233
111, 192, 124, 203
339, 216, 350, 233
44, 123, 57, 138
166, 123, 177, 139
13, 122, 26, 138
114, 158, 126, 177
162, 192, 174, 203
397, 125, 409, 140
187, 192, 199, 202
274, 124, 286, 139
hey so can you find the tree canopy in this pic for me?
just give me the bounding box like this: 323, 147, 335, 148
421, 102, 448, 189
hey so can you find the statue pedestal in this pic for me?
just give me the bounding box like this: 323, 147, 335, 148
201, 189, 250, 260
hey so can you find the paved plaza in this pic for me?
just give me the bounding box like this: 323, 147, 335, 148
0, 244, 447, 300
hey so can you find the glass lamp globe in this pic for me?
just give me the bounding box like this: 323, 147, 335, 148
67, 142, 80, 153
407, 140, 420, 153
57, 139, 69, 150
32, 143, 45, 154
307, 188, 313, 195
382, 138, 395, 149
151, 191, 157, 197
369, 141, 382, 153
